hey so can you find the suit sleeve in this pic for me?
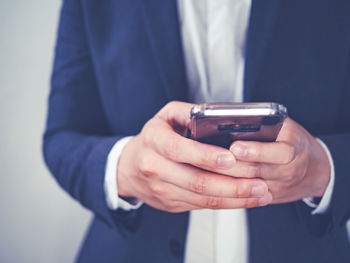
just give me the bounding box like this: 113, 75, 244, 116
318, 134, 350, 229
43, 0, 135, 230
296, 52, 350, 237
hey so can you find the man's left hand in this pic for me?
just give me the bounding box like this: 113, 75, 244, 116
223, 118, 331, 204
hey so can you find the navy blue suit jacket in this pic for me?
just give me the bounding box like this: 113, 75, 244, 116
43, 0, 350, 262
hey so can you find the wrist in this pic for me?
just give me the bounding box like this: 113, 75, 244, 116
116, 136, 136, 198
309, 137, 331, 197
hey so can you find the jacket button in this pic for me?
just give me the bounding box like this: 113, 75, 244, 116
169, 238, 183, 258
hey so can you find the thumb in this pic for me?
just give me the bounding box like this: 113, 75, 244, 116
158, 101, 194, 129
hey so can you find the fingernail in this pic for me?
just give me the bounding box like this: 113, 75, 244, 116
217, 154, 235, 169
231, 143, 247, 158
259, 193, 272, 206
251, 185, 266, 197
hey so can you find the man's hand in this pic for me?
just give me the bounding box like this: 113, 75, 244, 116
117, 101, 272, 213
228, 118, 331, 204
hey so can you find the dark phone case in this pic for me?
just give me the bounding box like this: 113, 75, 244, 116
189, 103, 287, 148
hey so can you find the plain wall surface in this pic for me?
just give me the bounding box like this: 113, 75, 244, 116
0, 1, 91, 262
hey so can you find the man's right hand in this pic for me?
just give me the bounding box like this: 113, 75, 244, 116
117, 101, 272, 213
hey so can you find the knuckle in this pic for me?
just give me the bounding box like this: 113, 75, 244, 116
189, 174, 207, 194
282, 173, 293, 183
138, 157, 148, 173
162, 202, 173, 212
139, 156, 156, 177
165, 138, 180, 160
237, 182, 251, 198
159, 102, 174, 115
161, 101, 179, 117
149, 182, 166, 196
283, 167, 296, 182
163, 201, 183, 213
249, 146, 261, 160
240, 198, 250, 208
142, 122, 154, 147
246, 198, 259, 208
247, 165, 260, 178
199, 149, 215, 168
238, 197, 259, 208
166, 101, 177, 109
166, 203, 184, 213
230, 183, 239, 197
205, 197, 223, 209
167, 207, 180, 213
283, 144, 296, 164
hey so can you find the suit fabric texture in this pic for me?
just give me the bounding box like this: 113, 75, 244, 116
43, 0, 350, 262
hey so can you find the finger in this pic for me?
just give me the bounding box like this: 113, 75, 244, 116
159, 181, 273, 209
229, 140, 296, 164
149, 124, 236, 171
164, 201, 200, 213
263, 180, 302, 205
152, 101, 237, 170
138, 191, 201, 213
145, 154, 268, 198
210, 161, 279, 180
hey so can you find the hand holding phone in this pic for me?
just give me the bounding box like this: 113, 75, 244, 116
116, 101, 272, 213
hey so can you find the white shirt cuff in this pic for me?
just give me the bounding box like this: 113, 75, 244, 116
104, 136, 143, 211
302, 138, 335, 215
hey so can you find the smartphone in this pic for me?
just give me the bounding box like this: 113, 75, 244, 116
189, 102, 288, 148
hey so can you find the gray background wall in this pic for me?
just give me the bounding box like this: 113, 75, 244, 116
0, 1, 91, 262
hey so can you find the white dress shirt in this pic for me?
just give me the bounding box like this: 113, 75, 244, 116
104, 0, 340, 262
179, 1, 251, 262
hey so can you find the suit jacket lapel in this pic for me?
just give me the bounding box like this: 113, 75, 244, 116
244, 0, 282, 260
139, 0, 189, 102
139, 0, 280, 103
244, 0, 281, 101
